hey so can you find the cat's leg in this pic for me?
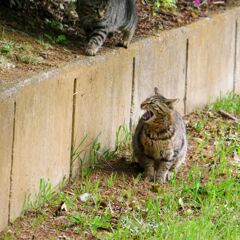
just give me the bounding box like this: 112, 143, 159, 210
167, 159, 186, 180
138, 156, 155, 181
118, 26, 136, 49
122, 29, 135, 48
85, 28, 108, 56
167, 147, 187, 180
144, 160, 155, 181
156, 161, 173, 184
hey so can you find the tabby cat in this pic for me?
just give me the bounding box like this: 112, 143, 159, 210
133, 88, 187, 184
76, 0, 137, 56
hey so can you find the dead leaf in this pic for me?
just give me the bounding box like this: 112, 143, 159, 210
151, 183, 161, 192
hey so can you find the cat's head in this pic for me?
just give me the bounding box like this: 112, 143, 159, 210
140, 87, 179, 123
82, 0, 110, 21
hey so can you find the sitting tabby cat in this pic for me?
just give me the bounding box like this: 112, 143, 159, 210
133, 88, 187, 184
76, 0, 137, 56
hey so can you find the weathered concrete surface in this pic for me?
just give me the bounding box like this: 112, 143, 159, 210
9, 76, 74, 221
0, 98, 14, 231
186, 11, 236, 112
132, 28, 187, 122
235, 13, 240, 93
71, 50, 133, 176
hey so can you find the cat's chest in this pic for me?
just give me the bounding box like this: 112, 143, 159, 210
140, 132, 174, 160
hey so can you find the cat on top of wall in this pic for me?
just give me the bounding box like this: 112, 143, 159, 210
133, 87, 187, 184
76, 0, 137, 56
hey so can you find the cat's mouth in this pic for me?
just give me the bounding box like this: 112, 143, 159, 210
142, 110, 154, 121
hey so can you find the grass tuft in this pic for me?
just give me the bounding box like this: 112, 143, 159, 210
210, 93, 240, 115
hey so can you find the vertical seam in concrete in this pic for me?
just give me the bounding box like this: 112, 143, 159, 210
233, 19, 238, 93
8, 100, 16, 224
129, 57, 136, 130
70, 78, 77, 178
184, 38, 189, 114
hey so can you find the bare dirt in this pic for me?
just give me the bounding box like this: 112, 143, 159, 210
0, 0, 240, 82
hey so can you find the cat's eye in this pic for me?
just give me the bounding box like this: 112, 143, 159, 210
97, 9, 105, 18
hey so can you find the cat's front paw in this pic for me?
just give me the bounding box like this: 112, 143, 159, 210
156, 175, 167, 185
85, 42, 99, 56
116, 42, 129, 49
143, 172, 155, 182
166, 171, 174, 181
122, 40, 129, 49
85, 47, 97, 56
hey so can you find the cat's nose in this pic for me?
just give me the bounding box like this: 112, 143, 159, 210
141, 102, 146, 109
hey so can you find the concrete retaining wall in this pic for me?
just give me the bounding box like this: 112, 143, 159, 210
0, 8, 240, 232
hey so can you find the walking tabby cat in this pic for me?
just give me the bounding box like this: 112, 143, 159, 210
76, 0, 137, 56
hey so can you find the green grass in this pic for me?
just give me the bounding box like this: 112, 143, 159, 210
210, 93, 240, 115
0, 39, 42, 64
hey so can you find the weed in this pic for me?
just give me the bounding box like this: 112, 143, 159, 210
1, 41, 14, 54
193, 119, 206, 132
44, 18, 64, 31
115, 124, 133, 159
32, 178, 55, 208
30, 212, 46, 230
43, 33, 69, 45
89, 215, 112, 232
55, 34, 68, 44
153, 0, 177, 12
16, 53, 41, 64
0, 39, 42, 64
210, 93, 240, 114
36, 36, 52, 49
1, 232, 16, 240
115, 124, 132, 151
23, 177, 68, 211
72, 134, 116, 177
106, 173, 118, 188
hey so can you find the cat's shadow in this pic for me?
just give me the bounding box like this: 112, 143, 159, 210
97, 157, 144, 178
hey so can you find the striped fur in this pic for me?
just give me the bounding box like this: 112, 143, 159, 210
133, 88, 187, 184
76, 0, 137, 56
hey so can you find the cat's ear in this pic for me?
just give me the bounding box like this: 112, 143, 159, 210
154, 87, 167, 99
154, 87, 160, 95
164, 98, 179, 109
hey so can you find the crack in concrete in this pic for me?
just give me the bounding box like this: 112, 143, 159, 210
129, 57, 136, 131
70, 78, 77, 178
8, 100, 16, 224
233, 18, 238, 93
184, 39, 189, 114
